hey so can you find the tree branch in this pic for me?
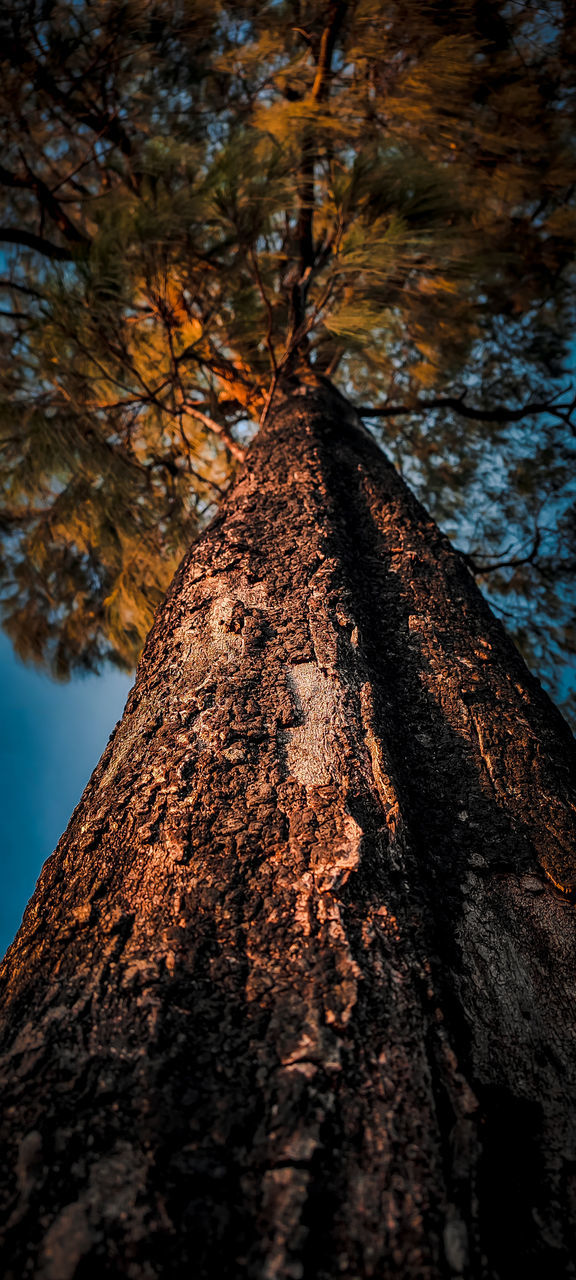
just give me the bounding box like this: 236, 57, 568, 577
4, 38, 134, 158
0, 277, 47, 299
358, 390, 576, 427
465, 529, 542, 575
176, 344, 255, 395
0, 159, 90, 249
182, 403, 246, 463
0, 228, 73, 260
310, 2, 348, 104
289, 2, 347, 346
249, 248, 277, 375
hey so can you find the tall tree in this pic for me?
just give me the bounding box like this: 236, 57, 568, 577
2, 382, 576, 1278
1, 3, 576, 1277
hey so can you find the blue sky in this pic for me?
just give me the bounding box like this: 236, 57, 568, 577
0, 634, 131, 958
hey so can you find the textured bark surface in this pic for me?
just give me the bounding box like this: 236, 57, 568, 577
1, 381, 576, 1280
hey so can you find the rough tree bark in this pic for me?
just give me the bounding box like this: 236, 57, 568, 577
1, 380, 575, 1280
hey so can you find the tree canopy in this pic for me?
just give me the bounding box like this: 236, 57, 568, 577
1, 0, 575, 712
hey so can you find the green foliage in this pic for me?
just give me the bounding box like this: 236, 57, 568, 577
0, 0, 575, 712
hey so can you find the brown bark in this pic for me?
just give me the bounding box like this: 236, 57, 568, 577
1, 379, 575, 1280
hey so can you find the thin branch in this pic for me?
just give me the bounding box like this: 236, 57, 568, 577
290, 2, 347, 344
19, 154, 90, 247
249, 248, 277, 375
248, 247, 281, 427
282, 276, 336, 369
182, 403, 246, 463
0, 278, 48, 299
5, 38, 135, 159
259, 372, 280, 428
0, 308, 34, 320
176, 343, 255, 394
310, 2, 348, 104
0, 158, 90, 263
148, 452, 227, 498
323, 346, 345, 377
358, 389, 576, 427
466, 528, 542, 575
0, 228, 73, 260
48, 130, 112, 195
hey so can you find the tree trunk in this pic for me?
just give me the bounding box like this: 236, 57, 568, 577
1, 380, 575, 1280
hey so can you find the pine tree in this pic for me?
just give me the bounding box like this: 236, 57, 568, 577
1, 4, 576, 1276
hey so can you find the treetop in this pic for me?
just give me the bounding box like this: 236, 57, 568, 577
0, 0, 575, 712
